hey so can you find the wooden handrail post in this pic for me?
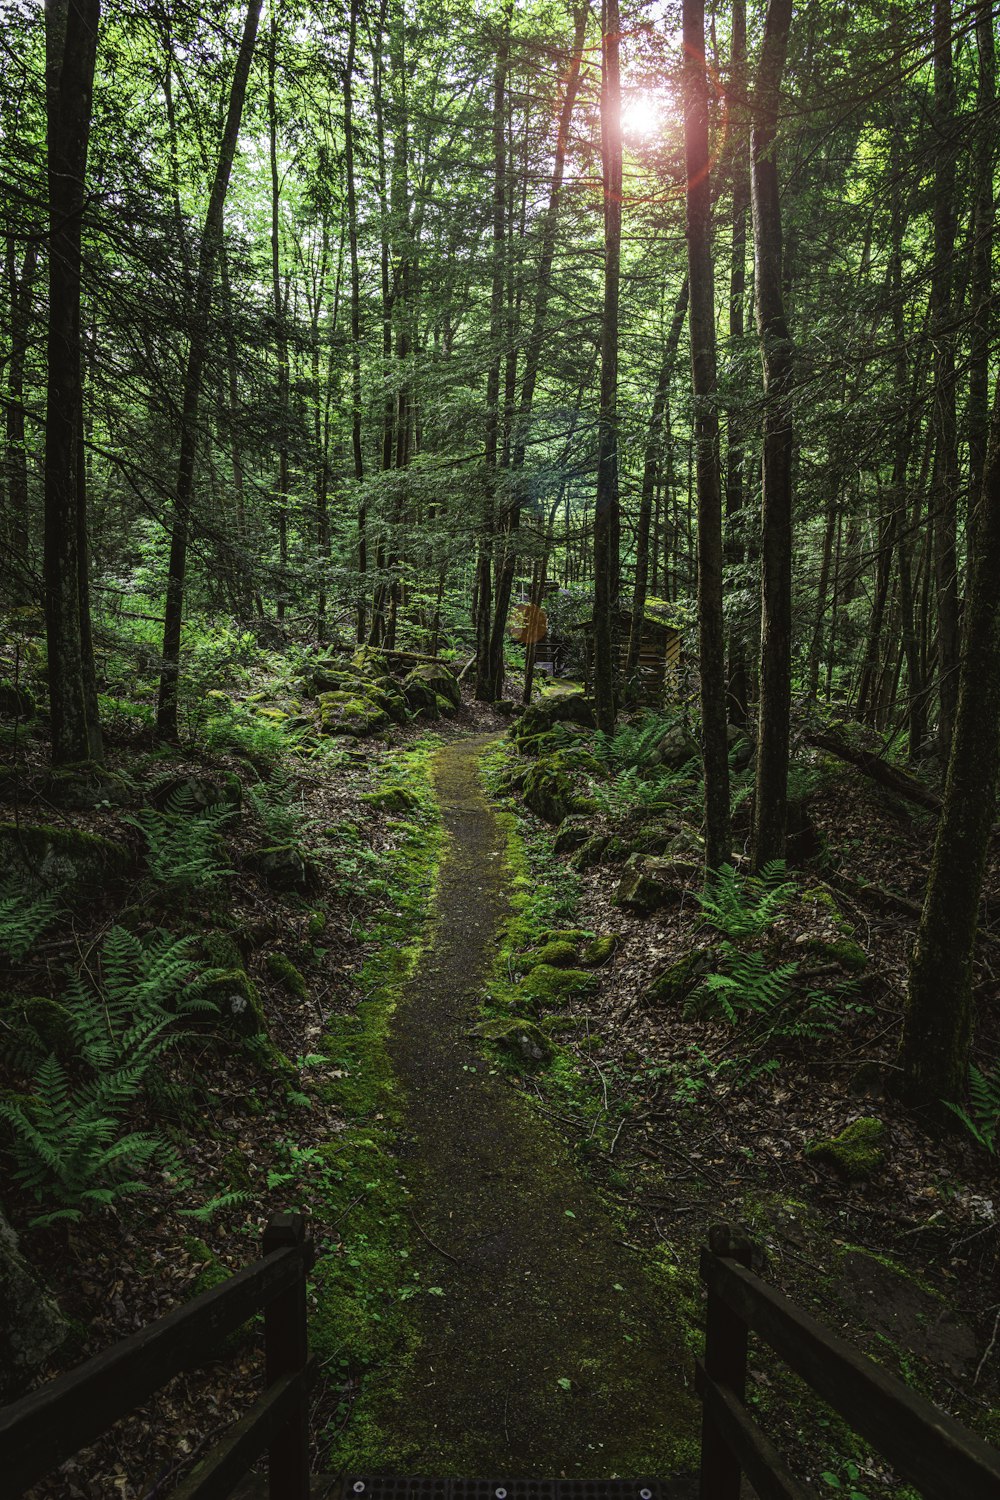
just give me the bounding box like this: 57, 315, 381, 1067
263, 1213, 310, 1500
699, 1222, 753, 1500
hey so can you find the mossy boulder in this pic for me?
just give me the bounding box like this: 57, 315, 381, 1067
552, 814, 595, 857
148, 771, 243, 813
0, 822, 130, 897
527, 940, 579, 969
317, 690, 390, 737
250, 844, 315, 894
205, 968, 265, 1037
512, 690, 595, 750
653, 723, 700, 770
522, 759, 592, 824
806, 1117, 886, 1180
266, 952, 308, 1000
534, 927, 592, 947
0, 680, 35, 719
39, 761, 131, 811
642, 948, 718, 1006
614, 854, 699, 914
471, 1015, 552, 1066
517, 964, 594, 1010
403, 662, 461, 711
198, 930, 243, 971
624, 827, 677, 858
570, 834, 610, 870
581, 934, 619, 967
362, 785, 421, 814
806, 936, 868, 972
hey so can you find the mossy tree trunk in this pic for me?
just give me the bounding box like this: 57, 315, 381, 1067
899, 371, 1000, 1108
44, 0, 104, 766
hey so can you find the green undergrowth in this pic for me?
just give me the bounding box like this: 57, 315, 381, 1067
311, 735, 444, 1470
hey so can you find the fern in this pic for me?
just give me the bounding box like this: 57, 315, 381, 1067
690, 944, 799, 1022
246, 772, 306, 845
179, 1188, 253, 1222
0, 880, 61, 962
696, 861, 798, 940
127, 786, 234, 895
0, 928, 213, 1223
946, 1062, 1000, 1154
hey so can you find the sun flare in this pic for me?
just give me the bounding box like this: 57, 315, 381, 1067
622, 93, 661, 139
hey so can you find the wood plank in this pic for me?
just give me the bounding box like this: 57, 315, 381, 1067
1, 1244, 308, 1495
695, 1363, 812, 1500
700, 1251, 1000, 1500
170, 1368, 310, 1500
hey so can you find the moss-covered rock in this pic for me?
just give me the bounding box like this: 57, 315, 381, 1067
552, 814, 595, 857
403, 662, 461, 712
522, 760, 575, 823
40, 761, 131, 811
581, 934, 619, 967
199, 930, 243, 972
570, 834, 610, 870
362, 784, 421, 814
642, 948, 718, 1006
205, 969, 266, 1037
805, 1117, 886, 1180
613, 854, 699, 914
471, 1015, 552, 1065
806, 936, 868, 972
0, 821, 130, 897
318, 690, 390, 737
511, 690, 595, 750
653, 724, 700, 770
250, 844, 315, 893
266, 952, 308, 999
307, 909, 327, 939
527, 940, 579, 969
517, 964, 594, 1010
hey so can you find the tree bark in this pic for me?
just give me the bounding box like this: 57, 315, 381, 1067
683, 0, 731, 872
899, 372, 1000, 1109
967, 0, 995, 529
268, 12, 290, 622
345, 0, 367, 643
593, 0, 622, 736
725, 0, 750, 728
749, 0, 794, 871
5, 235, 38, 605
44, 0, 104, 766
157, 0, 262, 740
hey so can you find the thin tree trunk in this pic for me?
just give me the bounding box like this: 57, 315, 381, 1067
157, 0, 262, 739
749, 0, 794, 871
268, 14, 290, 622
345, 0, 367, 643
5, 236, 38, 604
44, 0, 103, 766
725, 0, 750, 728
967, 0, 995, 532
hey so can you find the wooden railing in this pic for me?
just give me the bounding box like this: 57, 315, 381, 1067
697, 1223, 1000, 1500
0, 1212, 313, 1500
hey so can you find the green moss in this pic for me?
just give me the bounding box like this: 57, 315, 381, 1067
199, 931, 243, 971
0, 821, 130, 894
807, 936, 868, 971
307, 909, 327, 939
535, 927, 592, 948
469, 1014, 553, 1066
642, 949, 717, 1006
362, 785, 422, 814
581, 934, 619, 967
205, 969, 265, 1037
570, 834, 610, 870
318, 690, 391, 737
517, 964, 594, 1010
528, 940, 579, 969
806, 1117, 886, 1179
266, 952, 308, 999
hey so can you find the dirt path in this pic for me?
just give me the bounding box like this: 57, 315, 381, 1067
374, 736, 698, 1484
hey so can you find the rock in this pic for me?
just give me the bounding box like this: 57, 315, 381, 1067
148, 772, 243, 813
570, 834, 610, 871
510, 690, 595, 751
654, 724, 700, 771
581, 934, 619, 967
250, 844, 315, 893
265, 952, 308, 999
806, 936, 868, 972
552, 814, 594, 856
400, 675, 439, 717
623, 827, 676, 858
641, 948, 718, 1006
0, 822, 130, 898
40, 761, 131, 810
0, 1208, 68, 1400
317, 690, 390, 737
471, 1015, 552, 1065
522, 760, 575, 823
403, 661, 461, 710
494, 699, 517, 716
205, 969, 265, 1037
0, 680, 35, 719
613, 854, 700, 913
805, 1117, 886, 1180
517, 964, 594, 1009
362, 785, 421, 814
527, 940, 579, 969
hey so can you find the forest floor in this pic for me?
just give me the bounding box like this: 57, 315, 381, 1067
2, 657, 999, 1500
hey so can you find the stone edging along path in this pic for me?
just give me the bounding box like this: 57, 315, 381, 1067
368, 735, 698, 1484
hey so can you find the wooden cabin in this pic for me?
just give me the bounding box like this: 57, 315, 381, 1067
510, 580, 564, 677
574, 596, 685, 704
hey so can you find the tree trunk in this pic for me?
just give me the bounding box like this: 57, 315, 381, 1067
44, 0, 104, 766
967, 0, 995, 530
592, 0, 622, 736
683, 0, 731, 872
345, 0, 367, 643
156, 0, 262, 740
725, 0, 750, 728
5, 235, 38, 605
749, 0, 794, 871
899, 372, 1000, 1109
268, 12, 290, 622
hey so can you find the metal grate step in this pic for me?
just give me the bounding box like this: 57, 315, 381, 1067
347, 1481, 670, 1500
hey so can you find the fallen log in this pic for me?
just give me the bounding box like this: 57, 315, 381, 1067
806, 729, 942, 813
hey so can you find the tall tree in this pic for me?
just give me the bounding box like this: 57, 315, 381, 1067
592, 0, 622, 736
683, 0, 731, 872
749, 0, 794, 871
44, 0, 103, 766
157, 0, 262, 741
899, 371, 1000, 1108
